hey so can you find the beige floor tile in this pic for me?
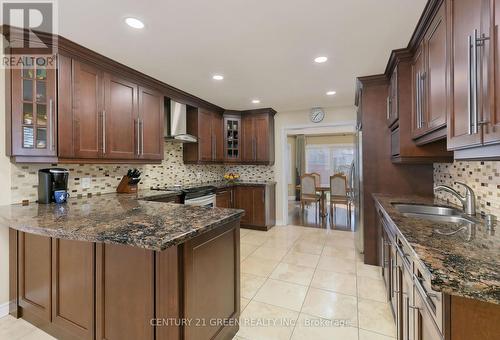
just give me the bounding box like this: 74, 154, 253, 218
291, 240, 324, 255
299, 234, 328, 245
251, 246, 289, 261
359, 329, 396, 340
322, 245, 356, 260
358, 298, 396, 337
317, 255, 356, 274
253, 279, 308, 312
21, 328, 56, 340
237, 301, 298, 340
240, 228, 251, 237
241, 233, 270, 246
241, 297, 251, 311
357, 262, 383, 280
291, 313, 359, 340
241, 256, 279, 277
357, 276, 387, 302
241, 272, 267, 299
240, 242, 259, 260
263, 237, 298, 249
301, 288, 358, 325
0, 316, 38, 340
310, 270, 357, 296
270, 263, 315, 286
325, 237, 355, 250
282, 251, 320, 268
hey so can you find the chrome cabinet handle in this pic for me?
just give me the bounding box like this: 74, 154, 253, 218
49, 98, 54, 151
468, 34, 473, 135
472, 29, 479, 134
420, 72, 426, 128
386, 96, 391, 120
141, 119, 144, 156
102, 110, 106, 154
137, 118, 141, 156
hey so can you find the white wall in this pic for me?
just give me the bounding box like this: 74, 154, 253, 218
274, 106, 356, 224
0, 44, 12, 312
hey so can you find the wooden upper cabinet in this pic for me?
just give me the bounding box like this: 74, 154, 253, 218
9, 58, 57, 160
387, 67, 399, 128
241, 110, 275, 165
183, 107, 224, 163
412, 42, 428, 138
103, 73, 138, 160
425, 3, 447, 131
447, 0, 483, 149
138, 86, 164, 160
223, 113, 241, 162
483, 0, 500, 145
71, 59, 103, 159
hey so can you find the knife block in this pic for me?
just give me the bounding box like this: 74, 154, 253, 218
116, 176, 138, 194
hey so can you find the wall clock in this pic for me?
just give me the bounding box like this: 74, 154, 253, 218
310, 107, 325, 123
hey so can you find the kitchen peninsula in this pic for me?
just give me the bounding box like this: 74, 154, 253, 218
0, 191, 243, 340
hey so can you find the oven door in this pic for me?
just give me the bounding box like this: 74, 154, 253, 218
184, 194, 216, 208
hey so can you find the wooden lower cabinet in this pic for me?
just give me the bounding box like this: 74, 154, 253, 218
216, 188, 233, 208
10, 221, 240, 340
234, 184, 276, 230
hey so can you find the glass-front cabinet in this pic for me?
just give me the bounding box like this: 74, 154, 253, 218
224, 115, 241, 162
10, 58, 57, 158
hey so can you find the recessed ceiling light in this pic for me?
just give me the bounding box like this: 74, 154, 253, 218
125, 17, 145, 29
314, 56, 328, 63
212, 74, 224, 80
252, 99, 261, 104
326, 90, 336, 96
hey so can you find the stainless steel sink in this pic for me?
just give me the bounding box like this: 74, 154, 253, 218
393, 204, 461, 216
392, 203, 478, 225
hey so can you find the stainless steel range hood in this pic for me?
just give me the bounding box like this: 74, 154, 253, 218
164, 99, 197, 143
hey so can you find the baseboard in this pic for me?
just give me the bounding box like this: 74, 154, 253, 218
0, 301, 9, 318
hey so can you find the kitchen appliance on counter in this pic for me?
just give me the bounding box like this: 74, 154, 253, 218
151, 185, 217, 207
38, 168, 69, 204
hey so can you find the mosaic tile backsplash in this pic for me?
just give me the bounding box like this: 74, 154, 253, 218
434, 161, 500, 218
10, 142, 274, 204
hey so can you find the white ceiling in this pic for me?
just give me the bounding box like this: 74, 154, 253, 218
58, 0, 427, 111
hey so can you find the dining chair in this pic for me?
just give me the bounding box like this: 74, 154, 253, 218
329, 173, 351, 227
310, 172, 321, 187
300, 174, 321, 218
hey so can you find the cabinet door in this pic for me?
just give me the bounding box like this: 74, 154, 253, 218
388, 67, 399, 127
234, 186, 253, 225
216, 189, 232, 208
52, 239, 95, 339
11, 61, 57, 157
254, 115, 270, 163
198, 109, 214, 162
447, 0, 483, 149
414, 286, 442, 340
96, 244, 155, 340
484, 0, 500, 144
412, 43, 428, 137
103, 73, 138, 159
73, 60, 103, 159
224, 116, 241, 162
252, 187, 266, 226
18, 232, 52, 323
138, 86, 164, 160
212, 112, 224, 162
425, 3, 447, 130
241, 116, 255, 162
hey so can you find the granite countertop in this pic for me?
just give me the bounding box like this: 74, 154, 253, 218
373, 194, 499, 304
149, 180, 277, 192
0, 191, 244, 251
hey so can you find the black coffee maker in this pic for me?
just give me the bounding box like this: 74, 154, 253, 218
38, 168, 69, 204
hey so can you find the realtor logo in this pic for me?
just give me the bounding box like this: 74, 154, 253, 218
1, 0, 57, 67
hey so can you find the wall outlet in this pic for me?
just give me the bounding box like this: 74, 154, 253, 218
81, 177, 92, 189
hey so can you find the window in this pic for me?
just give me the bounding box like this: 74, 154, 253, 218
305, 144, 354, 186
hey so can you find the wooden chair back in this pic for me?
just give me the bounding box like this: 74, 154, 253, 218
310, 172, 321, 186
330, 173, 348, 197
301, 174, 317, 196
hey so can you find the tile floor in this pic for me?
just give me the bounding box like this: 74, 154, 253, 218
0, 225, 395, 340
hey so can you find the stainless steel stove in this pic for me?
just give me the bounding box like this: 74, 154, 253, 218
150, 185, 217, 207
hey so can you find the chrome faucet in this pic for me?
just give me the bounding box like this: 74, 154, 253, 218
434, 182, 476, 216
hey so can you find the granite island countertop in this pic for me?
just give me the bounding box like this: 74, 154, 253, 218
0, 191, 244, 251
149, 180, 276, 193
373, 194, 499, 304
